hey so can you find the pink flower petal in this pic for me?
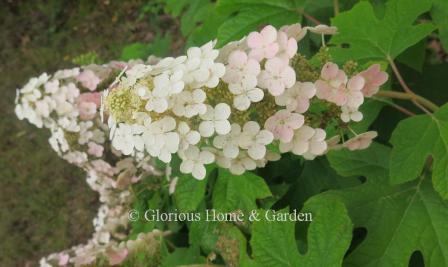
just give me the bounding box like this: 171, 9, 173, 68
321, 62, 339, 80
264, 43, 279, 58
247, 32, 263, 48
260, 25, 278, 44
347, 75, 365, 91
107, 248, 128, 266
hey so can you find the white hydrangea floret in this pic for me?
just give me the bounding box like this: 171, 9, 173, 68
213, 123, 242, 159
180, 146, 215, 180
172, 89, 207, 118
178, 122, 201, 150
142, 116, 180, 163
238, 121, 274, 160
198, 103, 231, 137
112, 123, 145, 155
279, 125, 327, 159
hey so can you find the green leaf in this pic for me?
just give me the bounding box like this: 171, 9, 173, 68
179, 0, 211, 36
161, 245, 206, 267
128, 190, 161, 240
215, 1, 300, 47
212, 169, 271, 212
189, 217, 220, 253
350, 98, 385, 133
327, 143, 448, 267
330, 0, 435, 62
284, 157, 360, 211
188, 6, 229, 46
174, 165, 215, 212
217, 0, 299, 13
390, 104, 448, 198
147, 33, 172, 57
396, 40, 426, 72
300, 195, 353, 267
250, 196, 352, 267
251, 209, 301, 267
189, 220, 254, 266
432, 0, 448, 50
163, 0, 190, 16
120, 34, 172, 60
121, 43, 151, 60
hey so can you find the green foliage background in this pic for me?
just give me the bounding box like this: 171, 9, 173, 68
3, 0, 448, 266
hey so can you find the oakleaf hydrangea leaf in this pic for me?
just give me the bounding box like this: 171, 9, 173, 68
174, 165, 216, 212
161, 245, 206, 267
189, 220, 253, 266
390, 104, 448, 198
285, 158, 360, 211
250, 196, 352, 267
215, 0, 301, 47
212, 168, 271, 212
330, 0, 436, 62
326, 143, 448, 267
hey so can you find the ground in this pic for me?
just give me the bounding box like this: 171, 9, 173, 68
0, 1, 180, 266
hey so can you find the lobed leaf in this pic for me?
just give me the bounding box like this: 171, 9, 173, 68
330, 0, 435, 62
250, 196, 352, 267
212, 168, 271, 213
390, 104, 448, 198
327, 143, 448, 266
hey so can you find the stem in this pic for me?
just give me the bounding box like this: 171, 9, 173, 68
298, 9, 322, 25
388, 58, 439, 113
376, 91, 439, 112
333, 0, 340, 16
347, 126, 358, 136
371, 96, 415, 116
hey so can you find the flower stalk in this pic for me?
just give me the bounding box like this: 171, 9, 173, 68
376, 90, 439, 113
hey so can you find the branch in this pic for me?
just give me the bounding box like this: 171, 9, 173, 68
375, 91, 439, 112
388, 58, 439, 113
333, 0, 340, 16
371, 96, 415, 116
297, 9, 322, 25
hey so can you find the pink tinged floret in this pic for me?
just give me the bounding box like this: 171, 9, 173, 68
247, 25, 279, 61
345, 75, 365, 108
280, 23, 307, 41
78, 92, 102, 107
107, 248, 128, 266
315, 62, 349, 106
277, 31, 298, 60
359, 64, 389, 97
76, 70, 102, 91
58, 253, 69, 266
321, 62, 339, 80
344, 131, 378, 151
77, 92, 101, 120
265, 110, 304, 143
259, 57, 296, 96
87, 142, 104, 157
223, 50, 260, 85
78, 101, 97, 120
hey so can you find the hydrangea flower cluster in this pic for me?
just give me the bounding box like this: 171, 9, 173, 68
105, 24, 388, 180
15, 61, 166, 267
